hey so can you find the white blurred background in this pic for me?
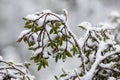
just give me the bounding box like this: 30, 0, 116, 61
0, 0, 120, 80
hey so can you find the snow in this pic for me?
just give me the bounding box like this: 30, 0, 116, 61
32, 33, 38, 42
26, 14, 40, 20
63, 9, 68, 16
25, 74, 35, 80
99, 62, 115, 68
47, 15, 58, 21
34, 48, 42, 54
108, 77, 116, 80
114, 44, 120, 51
60, 68, 81, 80
26, 10, 66, 27
7, 69, 17, 79
81, 58, 102, 80
42, 10, 52, 14
38, 18, 44, 26
97, 23, 114, 30
18, 29, 31, 39
78, 21, 92, 30
58, 15, 66, 22
109, 11, 120, 18
0, 56, 3, 60
26, 10, 57, 21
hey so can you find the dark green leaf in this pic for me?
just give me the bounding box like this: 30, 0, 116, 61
60, 73, 67, 77
43, 59, 48, 67
54, 76, 59, 80
28, 47, 35, 50
73, 45, 78, 53
22, 17, 28, 21
24, 25, 32, 29
66, 51, 72, 57
37, 64, 42, 71
55, 22, 61, 27
55, 54, 59, 62
28, 41, 35, 47
50, 29, 53, 34
78, 26, 86, 30
62, 52, 66, 61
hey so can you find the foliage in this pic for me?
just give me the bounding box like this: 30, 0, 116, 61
17, 10, 79, 71
17, 10, 120, 80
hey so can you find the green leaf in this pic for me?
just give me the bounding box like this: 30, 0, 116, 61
61, 35, 66, 41
28, 47, 35, 50
43, 59, 48, 67
73, 45, 78, 53
56, 37, 63, 46
23, 37, 28, 43
28, 41, 35, 47
24, 25, 32, 29
51, 41, 57, 48
55, 22, 61, 27
60, 73, 67, 77
54, 76, 59, 80
22, 17, 28, 21
30, 54, 40, 63
53, 27, 58, 34
55, 54, 59, 62
86, 50, 91, 57
59, 54, 62, 59
100, 29, 104, 33
25, 20, 32, 25
37, 64, 42, 71
8, 61, 14, 65
33, 27, 40, 32
24, 62, 31, 69
30, 56, 35, 60
79, 73, 83, 77
78, 26, 86, 30
50, 29, 53, 34
62, 52, 66, 61
59, 38, 63, 46
105, 36, 110, 40
103, 70, 107, 74
66, 51, 72, 57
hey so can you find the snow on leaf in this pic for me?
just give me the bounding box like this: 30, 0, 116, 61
17, 29, 31, 42
26, 14, 40, 20
34, 48, 42, 55
78, 21, 92, 30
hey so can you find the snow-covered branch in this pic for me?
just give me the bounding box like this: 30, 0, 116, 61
57, 21, 120, 80
17, 10, 84, 71
17, 10, 120, 80
0, 56, 34, 80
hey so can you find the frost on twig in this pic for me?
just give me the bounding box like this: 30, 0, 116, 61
0, 57, 34, 80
